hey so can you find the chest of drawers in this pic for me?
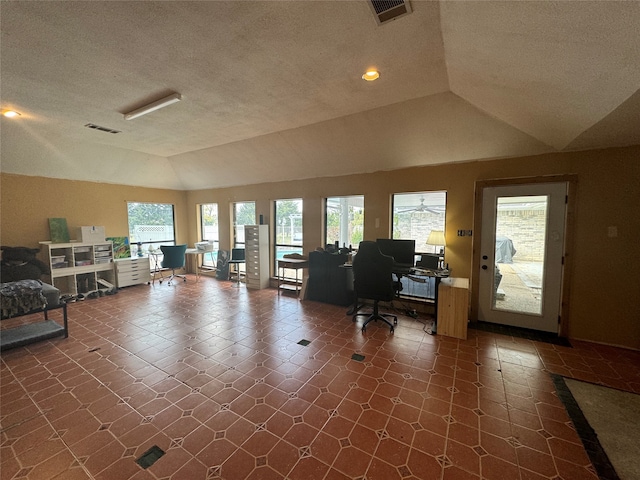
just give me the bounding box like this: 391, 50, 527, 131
244, 225, 270, 289
115, 257, 151, 288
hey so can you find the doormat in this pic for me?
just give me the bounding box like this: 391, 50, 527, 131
136, 445, 165, 469
551, 374, 625, 480
468, 321, 571, 347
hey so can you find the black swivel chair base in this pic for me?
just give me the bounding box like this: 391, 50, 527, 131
353, 300, 397, 333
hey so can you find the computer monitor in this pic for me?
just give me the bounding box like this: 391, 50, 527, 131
376, 238, 416, 266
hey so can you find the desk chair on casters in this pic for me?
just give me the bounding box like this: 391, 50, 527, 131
228, 248, 245, 286
159, 245, 188, 285
352, 241, 398, 333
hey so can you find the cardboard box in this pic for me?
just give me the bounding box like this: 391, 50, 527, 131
78, 226, 105, 243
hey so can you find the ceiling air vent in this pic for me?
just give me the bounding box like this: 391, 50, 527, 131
368, 0, 412, 25
85, 123, 121, 134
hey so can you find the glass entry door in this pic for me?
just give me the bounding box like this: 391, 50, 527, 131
477, 183, 567, 332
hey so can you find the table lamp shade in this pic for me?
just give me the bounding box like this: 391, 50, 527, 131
426, 230, 445, 247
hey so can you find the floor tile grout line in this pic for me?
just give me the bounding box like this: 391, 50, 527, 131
3, 280, 637, 480
2, 345, 98, 480
489, 334, 521, 480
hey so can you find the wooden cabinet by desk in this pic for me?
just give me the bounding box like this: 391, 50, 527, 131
437, 277, 469, 339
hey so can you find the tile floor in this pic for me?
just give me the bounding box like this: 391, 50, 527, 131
2, 276, 639, 480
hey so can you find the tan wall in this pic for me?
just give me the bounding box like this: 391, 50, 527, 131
0, 175, 189, 247
2, 145, 639, 349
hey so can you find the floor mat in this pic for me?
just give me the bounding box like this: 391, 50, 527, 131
468, 321, 571, 346
552, 375, 640, 480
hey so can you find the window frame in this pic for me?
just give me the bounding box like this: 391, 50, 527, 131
391, 191, 447, 254
127, 202, 176, 258
274, 198, 303, 279
232, 201, 256, 249
199, 203, 219, 268
325, 195, 364, 250
390, 191, 447, 300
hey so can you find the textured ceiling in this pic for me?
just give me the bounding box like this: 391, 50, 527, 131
1, 1, 639, 190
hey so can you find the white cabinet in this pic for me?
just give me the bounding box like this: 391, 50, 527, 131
115, 257, 151, 288
244, 225, 270, 289
40, 241, 115, 297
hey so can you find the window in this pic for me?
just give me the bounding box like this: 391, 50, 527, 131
325, 196, 364, 249
274, 198, 303, 275
233, 201, 256, 248
127, 202, 175, 258
392, 191, 446, 252
391, 191, 446, 299
200, 203, 219, 268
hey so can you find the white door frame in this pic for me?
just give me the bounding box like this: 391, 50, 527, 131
470, 175, 577, 336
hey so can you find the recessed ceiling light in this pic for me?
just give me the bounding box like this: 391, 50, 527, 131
2, 110, 21, 118
362, 70, 380, 81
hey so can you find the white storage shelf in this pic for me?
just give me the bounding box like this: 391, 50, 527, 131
40, 241, 115, 297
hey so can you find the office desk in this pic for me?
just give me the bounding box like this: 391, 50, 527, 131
277, 258, 308, 296
407, 268, 450, 333
345, 265, 449, 333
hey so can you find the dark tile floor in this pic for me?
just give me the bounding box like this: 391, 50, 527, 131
2, 275, 639, 480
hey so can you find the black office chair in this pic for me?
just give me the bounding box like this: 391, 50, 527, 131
159, 244, 187, 285
228, 248, 245, 286
352, 241, 398, 333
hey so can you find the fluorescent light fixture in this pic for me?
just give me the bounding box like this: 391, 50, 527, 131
124, 93, 181, 120
362, 70, 380, 81
2, 110, 21, 118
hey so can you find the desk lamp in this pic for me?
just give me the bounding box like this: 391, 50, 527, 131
426, 230, 445, 255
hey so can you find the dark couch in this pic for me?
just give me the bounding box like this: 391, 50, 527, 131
306, 250, 353, 306
0, 246, 50, 283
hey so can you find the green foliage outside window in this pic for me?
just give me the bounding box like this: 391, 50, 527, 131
127, 202, 174, 226
235, 202, 256, 225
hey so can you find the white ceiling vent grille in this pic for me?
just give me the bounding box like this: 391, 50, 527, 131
85, 123, 121, 134
368, 0, 412, 25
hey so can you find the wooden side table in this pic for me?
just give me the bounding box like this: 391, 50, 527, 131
437, 277, 469, 339
277, 257, 308, 296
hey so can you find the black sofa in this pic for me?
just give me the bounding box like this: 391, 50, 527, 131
306, 250, 353, 306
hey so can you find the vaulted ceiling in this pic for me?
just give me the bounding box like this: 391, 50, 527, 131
1, 1, 639, 190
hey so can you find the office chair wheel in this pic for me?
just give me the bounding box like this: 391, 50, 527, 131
183, 277, 187, 282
